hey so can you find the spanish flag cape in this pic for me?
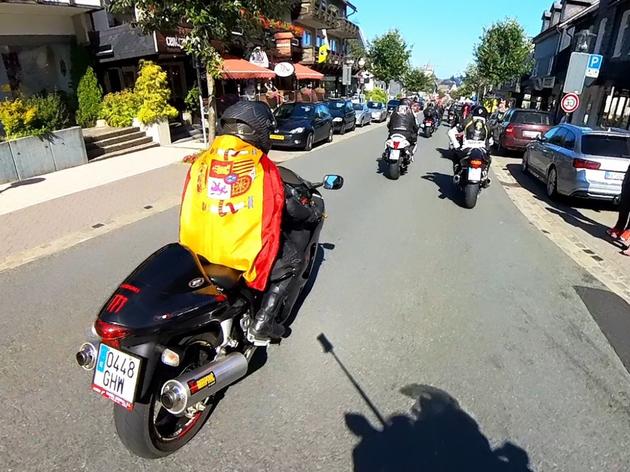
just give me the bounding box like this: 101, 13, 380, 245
179, 135, 284, 291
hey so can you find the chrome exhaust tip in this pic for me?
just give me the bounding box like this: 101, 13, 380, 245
453, 174, 460, 184
76, 342, 98, 370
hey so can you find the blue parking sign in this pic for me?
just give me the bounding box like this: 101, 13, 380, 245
586, 54, 603, 78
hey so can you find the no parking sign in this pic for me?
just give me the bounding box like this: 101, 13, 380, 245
561, 93, 580, 114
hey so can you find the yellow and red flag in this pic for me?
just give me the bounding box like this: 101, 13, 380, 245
179, 135, 284, 291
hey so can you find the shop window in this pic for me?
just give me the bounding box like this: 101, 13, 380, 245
316, 36, 324, 47
613, 10, 630, 57
594, 18, 608, 54
330, 39, 337, 52
1, 52, 21, 92
303, 31, 313, 47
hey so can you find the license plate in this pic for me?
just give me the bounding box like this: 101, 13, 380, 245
605, 171, 624, 180
523, 131, 540, 138
92, 344, 141, 411
270, 134, 285, 141
468, 168, 482, 181
390, 149, 400, 160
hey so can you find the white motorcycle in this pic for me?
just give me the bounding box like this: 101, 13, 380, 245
383, 134, 415, 180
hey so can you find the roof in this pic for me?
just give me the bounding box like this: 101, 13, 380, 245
221, 58, 275, 80
559, 124, 630, 136
294, 63, 324, 80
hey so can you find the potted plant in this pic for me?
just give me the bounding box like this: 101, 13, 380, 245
134, 60, 178, 145
183, 86, 200, 125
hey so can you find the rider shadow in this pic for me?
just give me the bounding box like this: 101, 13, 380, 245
376, 157, 388, 175
421, 172, 463, 207
283, 242, 335, 333
436, 147, 456, 161
316, 334, 534, 472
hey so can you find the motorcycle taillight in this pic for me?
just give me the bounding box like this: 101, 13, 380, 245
469, 159, 484, 169
94, 319, 131, 348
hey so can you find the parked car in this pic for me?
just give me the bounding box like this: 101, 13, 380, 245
353, 102, 372, 127
387, 99, 400, 114
368, 101, 388, 122
493, 108, 552, 154
325, 99, 356, 134
523, 124, 630, 201
270, 102, 334, 151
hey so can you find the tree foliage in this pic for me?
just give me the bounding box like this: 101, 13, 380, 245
367, 30, 411, 85
134, 60, 178, 125
76, 66, 103, 128
474, 19, 533, 87
403, 67, 434, 93
365, 88, 387, 103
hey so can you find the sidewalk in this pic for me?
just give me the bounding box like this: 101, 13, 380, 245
491, 154, 630, 304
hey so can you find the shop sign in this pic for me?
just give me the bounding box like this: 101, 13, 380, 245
249, 47, 269, 69
165, 36, 185, 49
274, 62, 295, 77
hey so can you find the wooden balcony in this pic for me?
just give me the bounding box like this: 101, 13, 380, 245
301, 46, 345, 69
327, 16, 360, 39
296, 0, 340, 29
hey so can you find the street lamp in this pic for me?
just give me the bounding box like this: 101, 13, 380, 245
575, 29, 596, 53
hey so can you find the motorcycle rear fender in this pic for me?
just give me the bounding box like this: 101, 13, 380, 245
121, 341, 161, 401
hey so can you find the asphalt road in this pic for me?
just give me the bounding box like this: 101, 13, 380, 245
2, 126, 630, 472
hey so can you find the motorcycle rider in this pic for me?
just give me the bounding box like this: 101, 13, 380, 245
423, 102, 439, 129
180, 101, 322, 342
388, 97, 419, 153
450, 105, 492, 183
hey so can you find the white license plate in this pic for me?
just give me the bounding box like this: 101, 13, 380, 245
468, 168, 482, 181
92, 344, 141, 410
523, 131, 540, 138
389, 149, 400, 160
605, 171, 624, 180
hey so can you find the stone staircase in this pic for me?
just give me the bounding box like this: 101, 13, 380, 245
83, 126, 158, 161
169, 122, 205, 144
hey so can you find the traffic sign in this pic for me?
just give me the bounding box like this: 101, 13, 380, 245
561, 92, 580, 114
585, 54, 603, 78
564, 52, 589, 94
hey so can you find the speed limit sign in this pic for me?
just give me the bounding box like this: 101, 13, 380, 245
561, 93, 580, 114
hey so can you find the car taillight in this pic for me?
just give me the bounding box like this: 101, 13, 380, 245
505, 125, 514, 135
573, 159, 601, 170
94, 319, 130, 348
469, 159, 483, 169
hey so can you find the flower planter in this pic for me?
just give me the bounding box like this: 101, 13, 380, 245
134, 118, 171, 145
0, 126, 88, 184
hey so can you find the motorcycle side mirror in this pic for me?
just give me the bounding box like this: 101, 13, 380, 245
323, 174, 344, 190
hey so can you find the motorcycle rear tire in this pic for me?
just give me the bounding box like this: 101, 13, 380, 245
387, 161, 401, 180
463, 183, 480, 209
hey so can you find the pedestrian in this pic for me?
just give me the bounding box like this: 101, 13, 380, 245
607, 167, 630, 255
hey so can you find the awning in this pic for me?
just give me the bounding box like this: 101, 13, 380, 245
294, 64, 324, 81
221, 59, 276, 80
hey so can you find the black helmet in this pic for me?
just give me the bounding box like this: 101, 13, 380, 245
471, 105, 488, 119
400, 98, 412, 107
220, 101, 276, 154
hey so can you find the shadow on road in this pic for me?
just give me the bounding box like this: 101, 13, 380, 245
421, 172, 462, 206
504, 163, 618, 245
376, 158, 388, 175
435, 147, 455, 161
0, 177, 45, 194
317, 334, 534, 472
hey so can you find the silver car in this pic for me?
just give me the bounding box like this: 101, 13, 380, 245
367, 101, 387, 122
523, 124, 630, 201
353, 102, 372, 127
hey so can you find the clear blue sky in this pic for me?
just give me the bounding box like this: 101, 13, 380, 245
353, 0, 553, 78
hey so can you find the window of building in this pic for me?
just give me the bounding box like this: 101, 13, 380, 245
303, 31, 313, 47
594, 18, 608, 54
613, 10, 630, 57
329, 38, 337, 52
316, 35, 324, 47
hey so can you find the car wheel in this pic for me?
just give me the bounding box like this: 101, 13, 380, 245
339, 124, 346, 135
522, 151, 530, 174
327, 126, 334, 143
304, 132, 314, 151
546, 167, 558, 199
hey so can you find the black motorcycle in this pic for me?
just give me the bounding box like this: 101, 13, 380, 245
453, 144, 491, 209
75, 169, 343, 458
422, 117, 435, 138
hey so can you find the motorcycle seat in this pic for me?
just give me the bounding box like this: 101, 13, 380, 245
197, 257, 243, 293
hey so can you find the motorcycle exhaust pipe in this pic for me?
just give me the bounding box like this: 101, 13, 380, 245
453, 174, 461, 184
160, 352, 248, 415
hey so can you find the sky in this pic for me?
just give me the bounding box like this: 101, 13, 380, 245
353, 0, 554, 79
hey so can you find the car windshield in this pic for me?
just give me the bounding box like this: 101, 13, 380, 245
353, 103, 364, 111
582, 135, 630, 158
275, 104, 313, 119
512, 111, 551, 125
327, 101, 346, 109
387, 100, 400, 107
368, 102, 383, 109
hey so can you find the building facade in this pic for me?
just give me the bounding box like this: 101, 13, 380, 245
0, 0, 101, 100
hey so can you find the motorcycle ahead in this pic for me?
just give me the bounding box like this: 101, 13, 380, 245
422, 118, 435, 138
383, 133, 414, 180
75, 170, 344, 458
453, 140, 491, 209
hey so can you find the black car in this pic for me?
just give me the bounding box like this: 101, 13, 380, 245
387, 99, 400, 114
325, 99, 356, 134
270, 102, 334, 151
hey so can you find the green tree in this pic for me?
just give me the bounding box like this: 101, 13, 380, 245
135, 60, 178, 125
110, 0, 296, 141
457, 63, 487, 100
76, 66, 103, 128
474, 19, 533, 89
403, 67, 434, 93
365, 88, 387, 103
367, 30, 411, 89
